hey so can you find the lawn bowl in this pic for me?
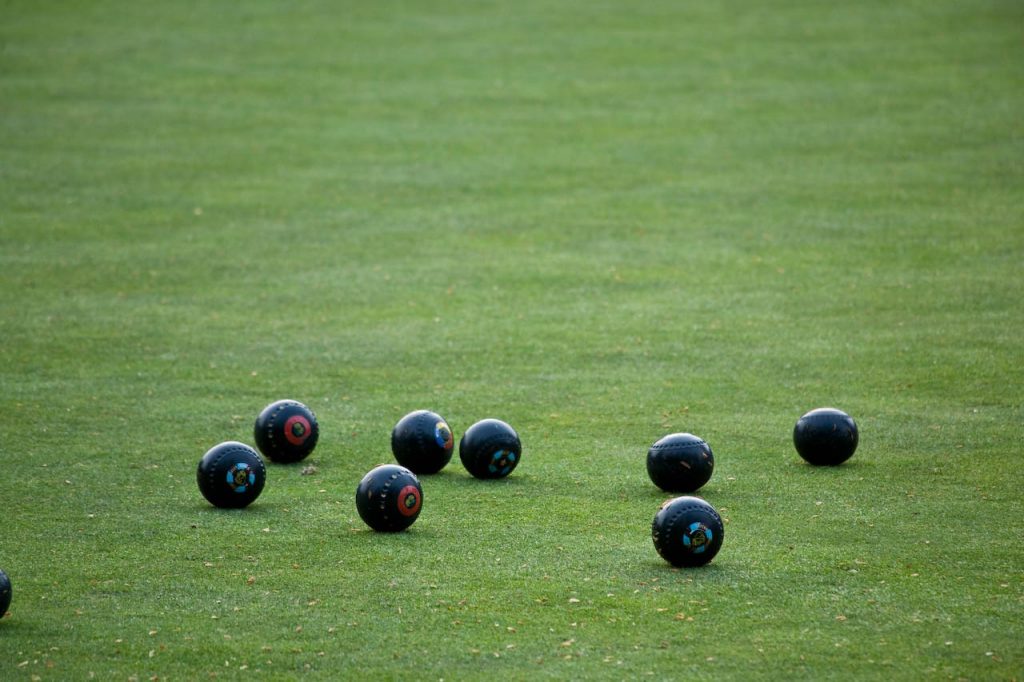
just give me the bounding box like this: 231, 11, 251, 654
459, 418, 522, 479
647, 432, 714, 492
391, 410, 455, 474
793, 407, 859, 466
197, 441, 267, 508
254, 399, 319, 464
356, 464, 423, 532
0, 569, 11, 618
651, 496, 724, 567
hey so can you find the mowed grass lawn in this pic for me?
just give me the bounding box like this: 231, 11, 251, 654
2, 0, 1022, 679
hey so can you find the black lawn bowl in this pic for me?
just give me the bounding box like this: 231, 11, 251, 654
254, 399, 320, 464
355, 464, 423, 532
459, 418, 522, 479
0, 568, 11, 618
197, 441, 267, 508
647, 432, 714, 492
651, 495, 724, 568
793, 407, 859, 466
391, 410, 455, 474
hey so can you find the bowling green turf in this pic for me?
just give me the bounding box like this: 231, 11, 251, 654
1, 0, 1022, 678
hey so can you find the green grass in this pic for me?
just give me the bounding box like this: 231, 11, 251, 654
2, 0, 1022, 678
